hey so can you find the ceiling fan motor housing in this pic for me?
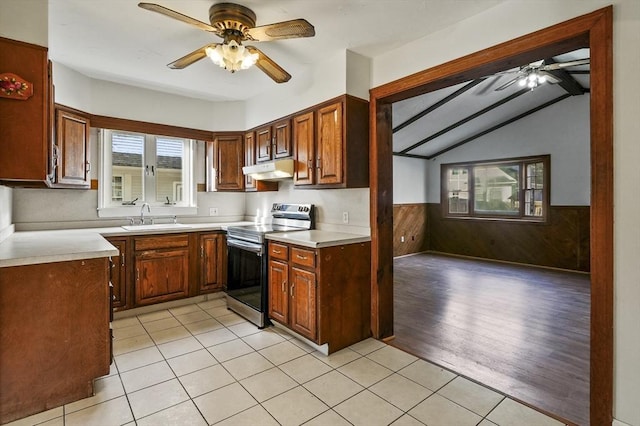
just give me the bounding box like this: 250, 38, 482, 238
209, 2, 257, 36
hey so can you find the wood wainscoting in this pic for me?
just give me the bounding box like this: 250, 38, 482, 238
427, 204, 590, 272
393, 203, 429, 257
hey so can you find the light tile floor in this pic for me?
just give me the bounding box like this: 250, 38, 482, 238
8, 297, 567, 426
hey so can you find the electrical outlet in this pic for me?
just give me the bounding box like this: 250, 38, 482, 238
342, 211, 349, 223
209, 207, 219, 216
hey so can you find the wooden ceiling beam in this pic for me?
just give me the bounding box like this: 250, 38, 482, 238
426, 93, 571, 159
544, 57, 587, 95
392, 79, 485, 134
398, 87, 529, 154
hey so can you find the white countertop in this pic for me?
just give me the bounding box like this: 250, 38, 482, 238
0, 221, 252, 268
265, 230, 371, 248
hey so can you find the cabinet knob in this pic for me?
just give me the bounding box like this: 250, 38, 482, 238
291, 283, 295, 298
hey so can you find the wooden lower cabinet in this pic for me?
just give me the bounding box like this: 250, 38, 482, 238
268, 258, 289, 325
267, 240, 371, 353
110, 231, 227, 310
133, 234, 190, 306
106, 236, 129, 310
0, 258, 111, 423
199, 232, 226, 293
289, 266, 317, 340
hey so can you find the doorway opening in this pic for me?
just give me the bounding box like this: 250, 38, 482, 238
369, 7, 612, 426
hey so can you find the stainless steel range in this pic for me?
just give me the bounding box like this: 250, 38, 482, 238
225, 203, 315, 328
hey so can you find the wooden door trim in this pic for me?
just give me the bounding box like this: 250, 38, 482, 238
368, 7, 613, 426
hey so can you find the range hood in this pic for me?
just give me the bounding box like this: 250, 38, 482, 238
242, 159, 294, 181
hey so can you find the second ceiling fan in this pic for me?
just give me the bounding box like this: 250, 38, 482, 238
138, 2, 316, 83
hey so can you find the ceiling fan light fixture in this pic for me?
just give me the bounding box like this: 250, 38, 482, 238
516, 70, 547, 90
205, 40, 258, 72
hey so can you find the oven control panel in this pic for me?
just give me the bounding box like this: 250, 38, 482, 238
271, 203, 314, 219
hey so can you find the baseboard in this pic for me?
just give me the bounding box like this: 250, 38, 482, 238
613, 419, 633, 426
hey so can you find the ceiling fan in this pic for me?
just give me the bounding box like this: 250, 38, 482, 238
494, 58, 590, 91
138, 2, 316, 83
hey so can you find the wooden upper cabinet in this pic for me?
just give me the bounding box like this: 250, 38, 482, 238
256, 118, 291, 163
0, 37, 52, 186
273, 119, 292, 159
256, 125, 272, 163
293, 95, 369, 189
316, 102, 343, 185
244, 131, 257, 190
206, 133, 244, 191
292, 111, 315, 186
53, 107, 90, 188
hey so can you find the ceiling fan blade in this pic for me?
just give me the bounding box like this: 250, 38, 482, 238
138, 3, 220, 34
167, 44, 217, 69
246, 46, 291, 83
494, 76, 521, 91
541, 58, 590, 71
246, 19, 315, 41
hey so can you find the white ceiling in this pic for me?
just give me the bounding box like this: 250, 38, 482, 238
48, 0, 505, 102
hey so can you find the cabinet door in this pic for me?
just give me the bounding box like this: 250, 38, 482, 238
244, 131, 256, 190
0, 38, 50, 184
256, 126, 272, 163
273, 119, 292, 159
55, 108, 90, 187
290, 266, 317, 341
107, 237, 128, 310
293, 111, 315, 186
200, 233, 225, 293
134, 248, 189, 306
316, 102, 343, 185
268, 259, 289, 325
207, 134, 244, 191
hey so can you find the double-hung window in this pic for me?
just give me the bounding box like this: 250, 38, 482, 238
442, 155, 549, 221
98, 129, 196, 217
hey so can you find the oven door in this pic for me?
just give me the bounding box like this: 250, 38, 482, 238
226, 237, 268, 322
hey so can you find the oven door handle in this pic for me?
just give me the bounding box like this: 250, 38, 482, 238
227, 238, 264, 254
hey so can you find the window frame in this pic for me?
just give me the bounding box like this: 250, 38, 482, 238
98, 128, 197, 218
441, 155, 550, 223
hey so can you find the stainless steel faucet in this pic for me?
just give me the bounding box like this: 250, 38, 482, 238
140, 203, 150, 224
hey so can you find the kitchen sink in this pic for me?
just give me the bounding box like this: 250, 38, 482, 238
121, 223, 192, 231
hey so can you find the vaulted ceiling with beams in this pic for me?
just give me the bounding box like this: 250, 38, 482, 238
392, 48, 590, 160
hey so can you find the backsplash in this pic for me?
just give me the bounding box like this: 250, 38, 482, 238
12, 188, 246, 231
246, 181, 370, 235
11, 183, 370, 234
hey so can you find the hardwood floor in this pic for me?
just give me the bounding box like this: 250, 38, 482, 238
391, 252, 590, 425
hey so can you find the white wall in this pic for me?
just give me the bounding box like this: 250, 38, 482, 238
244, 50, 348, 128
245, 181, 370, 235
53, 64, 246, 132
374, 1, 640, 425
393, 157, 429, 204
0, 0, 47, 47
424, 94, 590, 205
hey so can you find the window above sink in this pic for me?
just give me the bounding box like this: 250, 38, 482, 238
97, 129, 197, 218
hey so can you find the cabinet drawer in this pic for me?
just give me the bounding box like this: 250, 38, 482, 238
269, 242, 289, 261
134, 234, 189, 251
291, 247, 315, 268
